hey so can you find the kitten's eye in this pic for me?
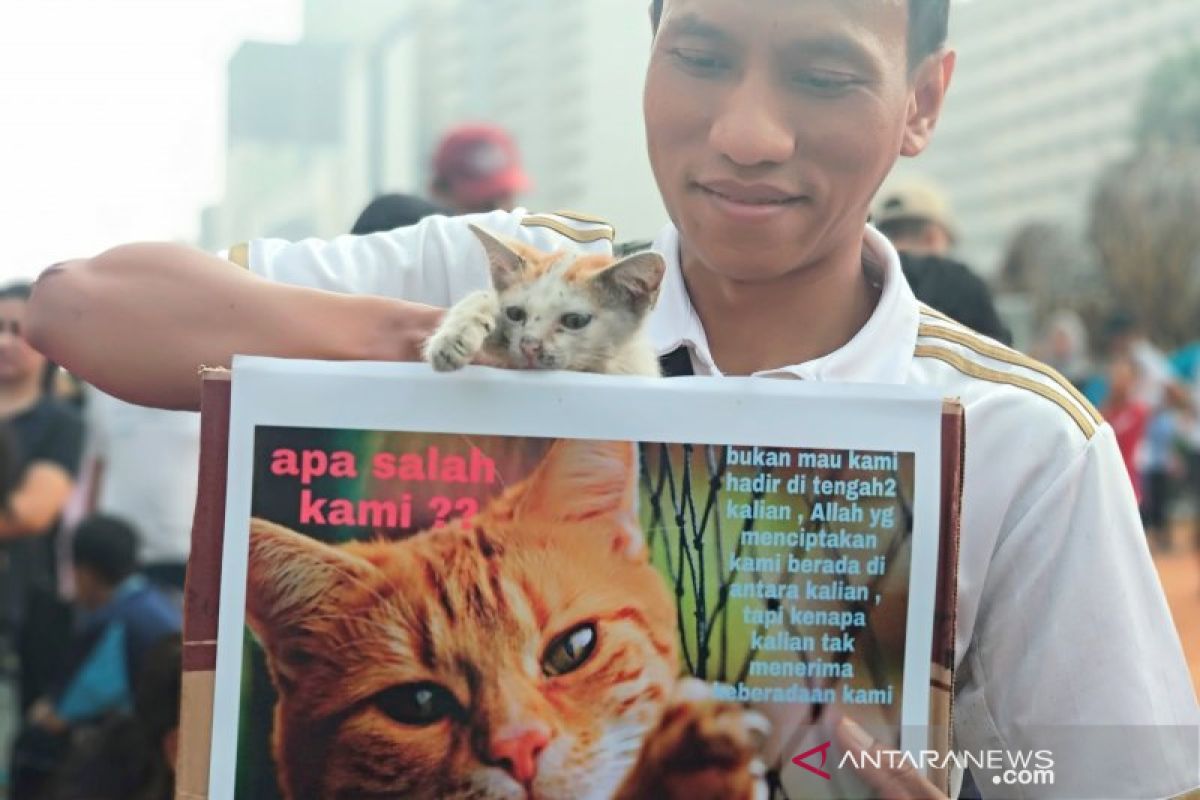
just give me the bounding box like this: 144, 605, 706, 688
543, 623, 597, 677
505, 306, 527, 323
373, 682, 462, 726
560, 313, 593, 331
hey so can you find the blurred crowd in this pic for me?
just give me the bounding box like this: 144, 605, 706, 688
0, 121, 1197, 800
874, 179, 1200, 569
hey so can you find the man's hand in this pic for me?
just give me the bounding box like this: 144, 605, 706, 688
836, 717, 949, 800
28, 698, 68, 734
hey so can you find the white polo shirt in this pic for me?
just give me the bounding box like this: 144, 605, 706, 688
235, 210, 1200, 798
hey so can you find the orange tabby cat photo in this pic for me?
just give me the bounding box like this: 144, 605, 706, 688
245, 438, 767, 800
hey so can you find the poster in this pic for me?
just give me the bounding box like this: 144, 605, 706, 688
207, 358, 947, 799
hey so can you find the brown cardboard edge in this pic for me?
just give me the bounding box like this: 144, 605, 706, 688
927, 399, 964, 795
177, 373, 232, 800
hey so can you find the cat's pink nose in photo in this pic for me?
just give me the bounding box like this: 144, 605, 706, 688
519, 338, 544, 363
487, 722, 551, 785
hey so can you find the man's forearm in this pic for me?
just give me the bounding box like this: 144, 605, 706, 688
27, 243, 441, 411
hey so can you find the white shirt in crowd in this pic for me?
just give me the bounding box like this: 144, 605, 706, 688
229, 208, 1200, 798
84, 386, 200, 565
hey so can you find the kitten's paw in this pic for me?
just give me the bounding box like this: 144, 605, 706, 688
614, 678, 770, 800
424, 320, 494, 372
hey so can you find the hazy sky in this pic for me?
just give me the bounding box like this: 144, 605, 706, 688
0, 0, 302, 283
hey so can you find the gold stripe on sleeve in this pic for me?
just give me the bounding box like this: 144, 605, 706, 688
918, 322, 1103, 426
914, 344, 1096, 439
521, 214, 614, 243
227, 243, 250, 269
551, 209, 612, 226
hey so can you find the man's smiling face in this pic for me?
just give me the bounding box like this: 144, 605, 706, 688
644, 0, 941, 283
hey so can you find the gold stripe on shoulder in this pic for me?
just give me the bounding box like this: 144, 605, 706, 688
227, 243, 250, 269
918, 322, 1103, 426
551, 209, 613, 228
521, 214, 614, 244
918, 303, 955, 323
914, 344, 1096, 439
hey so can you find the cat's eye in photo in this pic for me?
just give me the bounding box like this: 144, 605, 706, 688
543, 623, 598, 677
373, 681, 463, 726
560, 312, 592, 331
505, 306, 527, 323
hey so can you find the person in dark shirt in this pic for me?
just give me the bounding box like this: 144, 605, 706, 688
351, 193, 449, 235
899, 252, 1012, 345
0, 282, 84, 790
10, 516, 180, 799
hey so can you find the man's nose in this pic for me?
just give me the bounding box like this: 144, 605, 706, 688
709, 73, 796, 167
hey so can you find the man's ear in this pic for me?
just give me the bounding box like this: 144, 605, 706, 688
901, 49, 956, 158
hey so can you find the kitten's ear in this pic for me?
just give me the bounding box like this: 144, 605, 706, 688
246, 518, 376, 640
469, 224, 526, 291
592, 252, 666, 314
519, 439, 645, 560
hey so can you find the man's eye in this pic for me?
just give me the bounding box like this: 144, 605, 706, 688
670, 48, 730, 75
505, 306, 527, 323
792, 72, 858, 94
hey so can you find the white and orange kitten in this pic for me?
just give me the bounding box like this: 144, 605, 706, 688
424, 225, 666, 376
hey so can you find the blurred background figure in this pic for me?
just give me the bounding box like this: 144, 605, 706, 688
1101, 353, 1152, 509
350, 193, 448, 235
900, 253, 1012, 345
430, 124, 530, 214
81, 386, 199, 595
872, 179, 957, 258
9, 515, 179, 799
0, 282, 83, 794
1032, 309, 1092, 393
43, 635, 181, 800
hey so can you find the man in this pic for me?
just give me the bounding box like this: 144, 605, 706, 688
429, 124, 531, 214
10, 515, 180, 798
0, 282, 83, 792
873, 179, 956, 257
0, 287, 83, 668
25, 1, 1200, 796
83, 385, 199, 593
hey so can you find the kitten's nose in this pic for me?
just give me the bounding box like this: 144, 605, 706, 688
519, 338, 543, 361
487, 722, 551, 784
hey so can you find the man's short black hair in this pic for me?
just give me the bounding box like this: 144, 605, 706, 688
0, 282, 33, 302
649, 0, 950, 68
351, 193, 448, 235
72, 514, 139, 585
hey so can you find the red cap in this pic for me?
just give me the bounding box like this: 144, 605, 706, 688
432, 124, 531, 205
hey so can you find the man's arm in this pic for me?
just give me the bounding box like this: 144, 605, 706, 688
956, 426, 1200, 797
0, 462, 74, 539
27, 243, 443, 410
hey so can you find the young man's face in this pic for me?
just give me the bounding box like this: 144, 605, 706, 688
644, 0, 944, 282
0, 298, 46, 387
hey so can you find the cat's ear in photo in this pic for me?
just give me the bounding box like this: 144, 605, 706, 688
519, 439, 646, 560
246, 518, 377, 676
469, 224, 527, 292
592, 251, 666, 313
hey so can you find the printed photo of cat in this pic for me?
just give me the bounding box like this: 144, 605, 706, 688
245, 438, 767, 800
423, 226, 666, 376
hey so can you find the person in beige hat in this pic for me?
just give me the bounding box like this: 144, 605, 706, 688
872, 180, 956, 257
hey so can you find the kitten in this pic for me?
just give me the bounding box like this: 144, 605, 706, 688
246, 438, 766, 800
424, 225, 666, 376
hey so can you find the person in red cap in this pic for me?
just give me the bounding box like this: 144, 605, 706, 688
430, 124, 531, 214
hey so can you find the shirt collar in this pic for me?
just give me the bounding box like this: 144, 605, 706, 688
647, 223, 918, 384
